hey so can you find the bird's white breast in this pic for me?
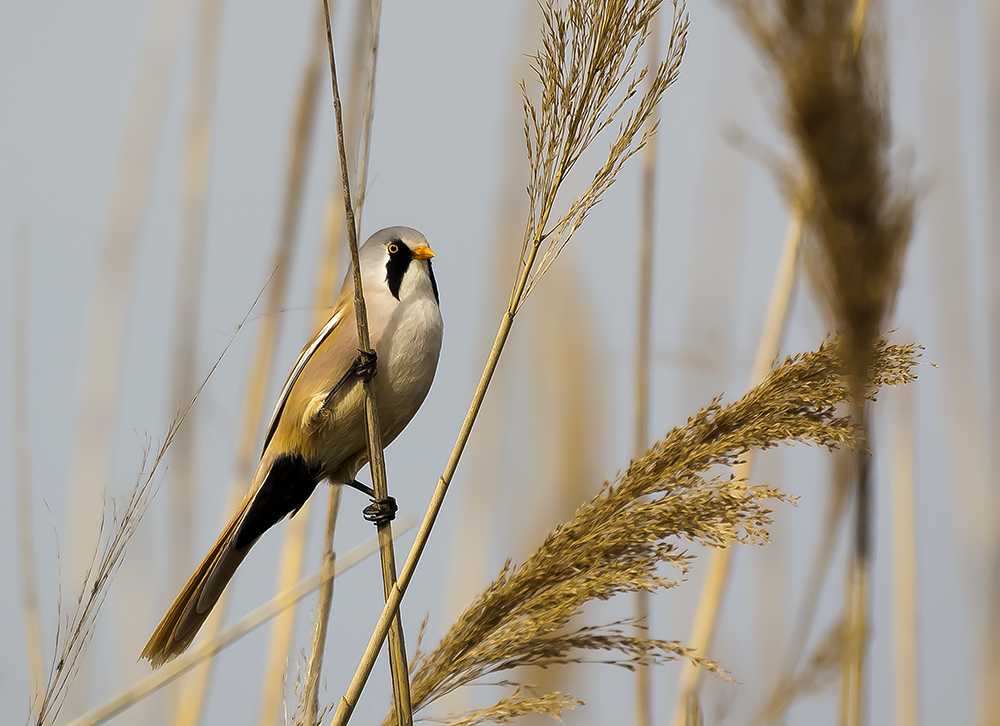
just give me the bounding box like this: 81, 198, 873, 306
374, 291, 443, 444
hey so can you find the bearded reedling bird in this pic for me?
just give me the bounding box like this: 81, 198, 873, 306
141, 226, 443, 667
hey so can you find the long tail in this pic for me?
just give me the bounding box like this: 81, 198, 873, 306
140, 496, 255, 668
141, 452, 322, 667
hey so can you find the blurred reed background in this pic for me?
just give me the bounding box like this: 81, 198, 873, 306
0, 0, 996, 725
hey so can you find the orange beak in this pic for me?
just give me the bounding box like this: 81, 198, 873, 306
413, 244, 435, 260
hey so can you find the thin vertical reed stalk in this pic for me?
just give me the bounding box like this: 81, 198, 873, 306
844, 406, 873, 726
985, 1, 1000, 722
63, 0, 190, 710
168, 0, 226, 610
890, 385, 919, 726
842, 551, 867, 726
670, 208, 802, 726
302, 487, 342, 725
265, 0, 374, 714
985, 548, 1000, 726
172, 9, 326, 723
322, 2, 413, 723
353, 0, 382, 230
298, 0, 385, 718
253, 8, 336, 726
14, 228, 44, 699
633, 11, 660, 725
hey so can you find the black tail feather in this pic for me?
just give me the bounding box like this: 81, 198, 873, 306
235, 454, 322, 549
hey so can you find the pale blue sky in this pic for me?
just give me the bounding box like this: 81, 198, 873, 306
0, 1, 994, 724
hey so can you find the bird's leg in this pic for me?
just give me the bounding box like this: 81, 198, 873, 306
344, 479, 376, 498
345, 479, 397, 525
317, 350, 378, 416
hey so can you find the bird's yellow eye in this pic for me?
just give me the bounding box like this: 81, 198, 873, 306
388, 243, 399, 255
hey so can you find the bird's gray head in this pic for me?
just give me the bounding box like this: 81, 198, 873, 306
360, 226, 439, 305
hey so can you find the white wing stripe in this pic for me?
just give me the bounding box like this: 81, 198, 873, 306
261, 308, 345, 453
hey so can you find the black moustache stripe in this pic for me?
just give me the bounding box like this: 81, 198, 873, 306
427, 259, 439, 304
385, 238, 411, 301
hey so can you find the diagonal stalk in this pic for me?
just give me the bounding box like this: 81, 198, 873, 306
330, 303, 519, 726
332, 148, 564, 724
62, 520, 414, 726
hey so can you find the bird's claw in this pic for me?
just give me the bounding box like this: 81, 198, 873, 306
352, 349, 378, 381
363, 496, 398, 525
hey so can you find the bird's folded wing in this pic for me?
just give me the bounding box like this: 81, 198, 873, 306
261, 295, 353, 455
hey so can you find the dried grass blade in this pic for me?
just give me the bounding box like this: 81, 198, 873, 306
61, 0, 192, 711
62, 519, 412, 726
889, 386, 919, 726
14, 228, 45, 700
32, 289, 259, 726
986, 0, 1000, 719
172, 10, 326, 721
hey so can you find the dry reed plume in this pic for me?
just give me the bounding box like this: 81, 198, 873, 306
27, 298, 260, 726
732, 0, 912, 393
33, 426, 180, 726
391, 338, 921, 724
729, 3, 914, 722
516, 0, 688, 305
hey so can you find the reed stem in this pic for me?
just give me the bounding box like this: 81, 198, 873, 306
322, 2, 412, 723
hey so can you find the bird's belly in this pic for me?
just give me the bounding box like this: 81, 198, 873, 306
376, 301, 442, 443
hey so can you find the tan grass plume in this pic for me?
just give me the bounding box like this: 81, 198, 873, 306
392, 338, 921, 725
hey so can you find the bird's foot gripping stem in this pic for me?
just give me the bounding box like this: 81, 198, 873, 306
362, 497, 398, 525
351, 349, 378, 381
346, 479, 397, 526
